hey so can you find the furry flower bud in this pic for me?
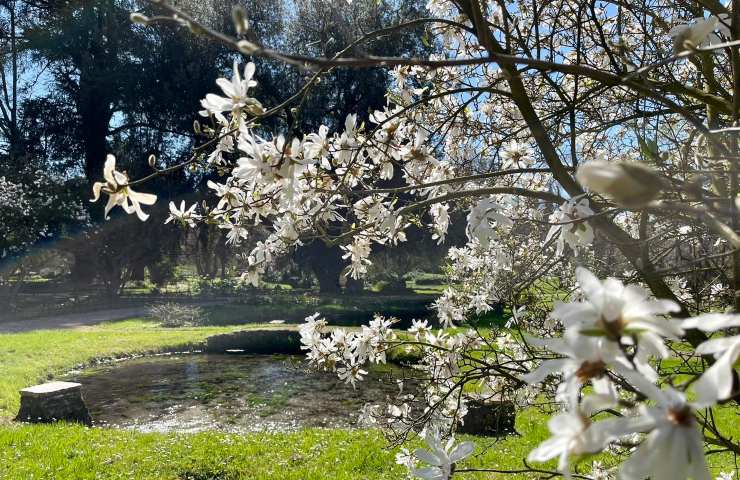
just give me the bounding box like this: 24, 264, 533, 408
576, 161, 664, 208
231, 6, 249, 35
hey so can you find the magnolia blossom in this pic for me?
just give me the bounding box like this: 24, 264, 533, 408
528, 377, 622, 477
199, 60, 263, 120
429, 203, 450, 244
556, 267, 683, 347
341, 236, 372, 278
165, 200, 200, 228
91, 154, 157, 221
682, 313, 740, 405
618, 371, 711, 480
669, 16, 720, 54
409, 319, 432, 338
500, 139, 532, 168
465, 197, 513, 248
522, 332, 625, 404
337, 362, 368, 386
545, 197, 594, 256
411, 429, 474, 480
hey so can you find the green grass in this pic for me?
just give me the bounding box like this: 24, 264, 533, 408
0, 425, 403, 479
0, 319, 737, 479
0, 415, 556, 480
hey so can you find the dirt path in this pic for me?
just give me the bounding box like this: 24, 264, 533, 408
0, 307, 153, 333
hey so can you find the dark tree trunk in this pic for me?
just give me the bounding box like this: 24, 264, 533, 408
296, 240, 347, 294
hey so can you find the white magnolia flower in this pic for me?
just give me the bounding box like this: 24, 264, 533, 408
557, 267, 683, 344
411, 429, 474, 480
220, 222, 249, 245
337, 361, 368, 387
591, 461, 614, 480
165, 200, 200, 228
466, 197, 513, 248
303, 125, 332, 169
199, 60, 263, 118
682, 313, 740, 405
90, 154, 157, 221
528, 378, 622, 477
429, 203, 450, 244
206, 134, 234, 165
618, 371, 711, 480
669, 16, 720, 54
500, 139, 532, 168
522, 331, 625, 404
341, 236, 372, 278
545, 197, 595, 256
409, 319, 432, 338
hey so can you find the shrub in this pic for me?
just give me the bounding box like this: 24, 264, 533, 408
147, 302, 207, 327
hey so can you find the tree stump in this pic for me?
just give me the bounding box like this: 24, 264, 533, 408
458, 394, 516, 436
15, 381, 92, 426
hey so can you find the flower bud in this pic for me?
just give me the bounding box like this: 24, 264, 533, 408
187, 21, 203, 35
130, 13, 150, 25
237, 40, 258, 55
231, 6, 249, 35
669, 16, 718, 54
576, 161, 664, 208
148, 154, 157, 168
193, 120, 201, 135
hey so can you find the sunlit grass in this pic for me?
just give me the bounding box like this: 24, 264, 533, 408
0, 319, 736, 479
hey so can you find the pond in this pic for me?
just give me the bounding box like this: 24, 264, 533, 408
65, 354, 412, 433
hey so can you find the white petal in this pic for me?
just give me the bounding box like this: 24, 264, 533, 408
695, 336, 740, 355
448, 441, 474, 463
683, 313, 740, 332
103, 154, 116, 183
528, 437, 567, 462
90, 182, 104, 202
128, 190, 157, 206
414, 448, 443, 467
521, 359, 568, 384
694, 344, 740, 405
410, 466, 444, 480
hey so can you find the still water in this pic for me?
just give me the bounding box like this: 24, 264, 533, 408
66, 354, 411, 433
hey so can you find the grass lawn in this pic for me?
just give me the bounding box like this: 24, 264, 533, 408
0, 319, 737, 479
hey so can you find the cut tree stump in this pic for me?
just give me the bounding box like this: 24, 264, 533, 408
15, 381, 92, 426
458, 394, 516, 436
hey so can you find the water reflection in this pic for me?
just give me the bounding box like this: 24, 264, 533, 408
66, 354, 412, 433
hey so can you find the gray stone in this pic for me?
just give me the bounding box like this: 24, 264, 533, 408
458, 394, 516, 436
16, 381, 92, 426
205, 329, 303, 354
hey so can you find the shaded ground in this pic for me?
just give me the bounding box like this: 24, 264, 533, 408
0, 306, 151, 333
0, 294, 439, 333
0, 301, 223, 333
